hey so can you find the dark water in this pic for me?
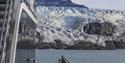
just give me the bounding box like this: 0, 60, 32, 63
16, 49, 125, 63
36, 49, 125, 63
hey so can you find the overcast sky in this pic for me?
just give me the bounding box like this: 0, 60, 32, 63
71, 0, 125, 10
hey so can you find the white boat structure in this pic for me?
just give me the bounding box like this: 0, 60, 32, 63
0, 0, 38, 63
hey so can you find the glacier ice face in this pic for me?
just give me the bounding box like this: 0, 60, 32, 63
36, 6, 90, 29
35, 5, 125, 46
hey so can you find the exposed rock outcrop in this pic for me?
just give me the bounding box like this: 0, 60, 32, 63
17, 39, 125, 50
17, 40, 36, 49
66, 41, 102, 50
36, 39, 67, 49
104, 41, 116, 49
84, 22, 116, 36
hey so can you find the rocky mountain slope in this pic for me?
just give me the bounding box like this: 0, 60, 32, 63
17, 0, 125, 49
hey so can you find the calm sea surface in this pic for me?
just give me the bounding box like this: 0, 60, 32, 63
35, 49, 125, 63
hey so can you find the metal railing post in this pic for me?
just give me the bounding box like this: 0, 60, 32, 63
9, 1, 37, 63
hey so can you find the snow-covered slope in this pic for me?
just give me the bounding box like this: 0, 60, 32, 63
35, 0, 125, 46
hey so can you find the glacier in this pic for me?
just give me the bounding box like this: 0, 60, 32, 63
34, 0, 125, 47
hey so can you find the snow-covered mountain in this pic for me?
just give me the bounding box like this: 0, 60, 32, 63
35, 0, 125, 46
36, 0, 88, 8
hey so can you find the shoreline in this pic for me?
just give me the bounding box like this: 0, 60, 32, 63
17, 40, 125, 50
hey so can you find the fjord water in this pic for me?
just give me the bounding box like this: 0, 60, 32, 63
35, 49, 125, 63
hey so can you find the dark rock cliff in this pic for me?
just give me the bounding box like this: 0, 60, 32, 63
84, 22, 116, 36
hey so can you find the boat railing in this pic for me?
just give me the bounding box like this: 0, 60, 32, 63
20, 0, 37, 18
9, 0, 38, 63
59, 55, 71, 63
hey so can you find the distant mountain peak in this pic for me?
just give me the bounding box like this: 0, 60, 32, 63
36, 0, 88, 8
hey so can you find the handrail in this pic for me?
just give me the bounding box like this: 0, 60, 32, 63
63, 56, 71, 63
0, 0, 13, 63
0, 0, 37, 63
9, 1, 38, 63
0, 0, 10, 43
21, 0, 37, 18
60, 56, 71, 63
